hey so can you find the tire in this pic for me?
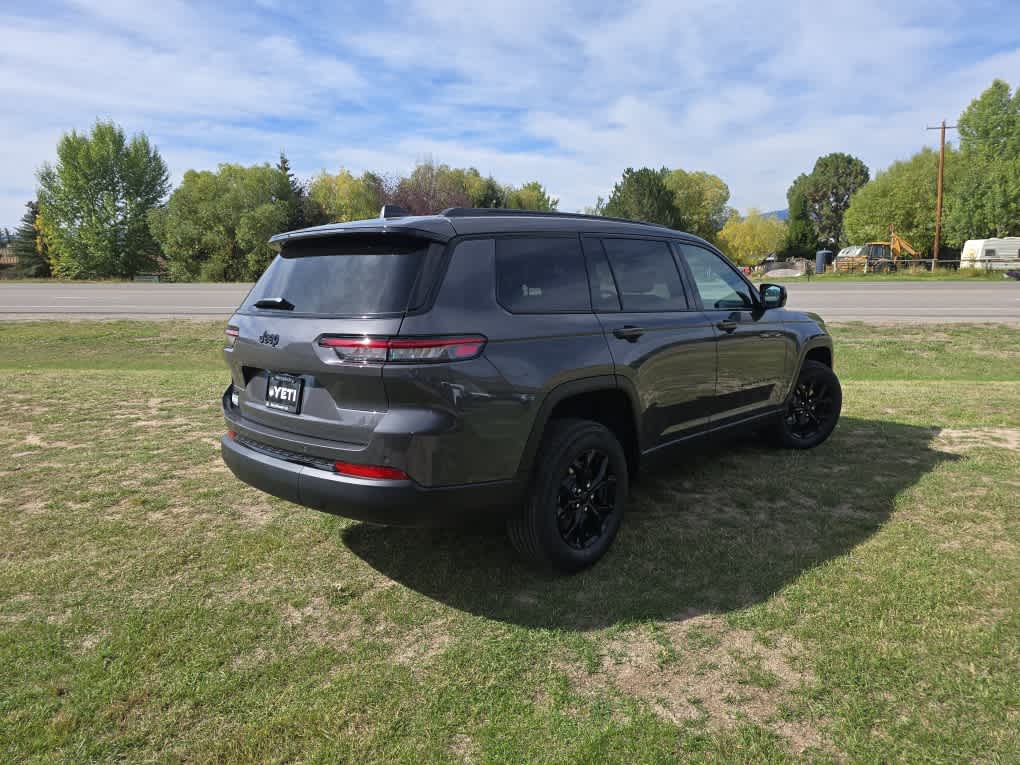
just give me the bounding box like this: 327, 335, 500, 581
508, 418, 628, 573
770, 360, 842, 449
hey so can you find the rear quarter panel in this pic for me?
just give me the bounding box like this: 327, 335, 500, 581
392, 237, 614, 484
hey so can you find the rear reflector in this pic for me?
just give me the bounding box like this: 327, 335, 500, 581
227, 430, 237, 440
318, 335, 485, 363
333, 460, 409, 480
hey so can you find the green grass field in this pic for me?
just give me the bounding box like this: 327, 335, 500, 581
1, 321, 1017, 763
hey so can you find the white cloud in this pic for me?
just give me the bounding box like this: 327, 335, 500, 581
1, 0, 1019, 227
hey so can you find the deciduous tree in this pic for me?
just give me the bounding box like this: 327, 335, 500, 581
308, 169, 384, 222
663, 169, 731, 240
37, 120, 169, 278
801, 153, 870, 247
844, 147, 960, 253
148, 163, 292, 281
944, 79, 1020, 243
717, 209, 787, 265
391, 160, 472, 214
503, 181, 558, 211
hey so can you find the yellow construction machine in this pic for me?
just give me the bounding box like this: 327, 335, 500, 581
833, 227, 924, 273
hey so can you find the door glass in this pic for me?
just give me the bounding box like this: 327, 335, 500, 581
601, 238, 688, 311
495, 236, 589, 313
581, 237, 621, 311
680, 244, 755, 311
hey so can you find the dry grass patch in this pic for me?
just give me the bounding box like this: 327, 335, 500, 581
391, 621, 455, 671
936, 427, 1020, 452
566, 616, 836, 757
448, 732, 479, 764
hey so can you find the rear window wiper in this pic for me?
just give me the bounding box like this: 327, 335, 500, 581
253, 297, 295, 310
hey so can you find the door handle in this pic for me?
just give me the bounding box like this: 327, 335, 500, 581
716, 320, 738, 334
612, 325, 645, 342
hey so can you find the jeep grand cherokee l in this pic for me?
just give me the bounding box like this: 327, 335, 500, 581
221, 207, 841, 572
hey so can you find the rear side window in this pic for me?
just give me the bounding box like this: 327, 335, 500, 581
495, 236, 589, 313
581, 237, 621, 311
601, 238, 688, 311
241, 235, 430, 316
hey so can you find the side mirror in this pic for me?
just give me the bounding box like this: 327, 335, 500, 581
760, 283, 787, 309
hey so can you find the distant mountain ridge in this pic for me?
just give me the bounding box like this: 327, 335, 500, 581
763, 209, 789, 220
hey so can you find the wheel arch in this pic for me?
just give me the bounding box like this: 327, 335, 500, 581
517, 376, 642, 479
784, 335, 835, 401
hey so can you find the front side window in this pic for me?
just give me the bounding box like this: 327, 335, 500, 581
495, 236, 589, 313
600, 238, 688, 311
680, 244, 755, 311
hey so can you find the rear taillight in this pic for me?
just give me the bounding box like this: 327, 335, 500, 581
334, 460, 409, 480
225, 326, 239, 348
318, 335, 486, 363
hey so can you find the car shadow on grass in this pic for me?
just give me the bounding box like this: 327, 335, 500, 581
342, 417, 958, 630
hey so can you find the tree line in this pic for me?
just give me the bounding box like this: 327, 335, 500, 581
7, 78, 1019, 280
8, 124, 561, 281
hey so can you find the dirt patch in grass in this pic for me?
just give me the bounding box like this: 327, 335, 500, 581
448, 732, 478, 764
936, 428, 1020, 453
283, 596, 341, 645
21, 433, 85, 450
391, 621, 455, 671
567, 616, 835, 758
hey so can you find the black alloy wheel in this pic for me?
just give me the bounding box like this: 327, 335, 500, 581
556, 449, 618, 550
772, 360, 842, 449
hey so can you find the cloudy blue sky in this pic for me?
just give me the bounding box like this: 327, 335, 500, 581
2, 0, 1019, 228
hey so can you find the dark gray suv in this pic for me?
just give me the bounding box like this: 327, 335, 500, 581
221, 207, 841, 571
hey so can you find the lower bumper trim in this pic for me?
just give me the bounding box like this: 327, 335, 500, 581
221, 435, 521, 527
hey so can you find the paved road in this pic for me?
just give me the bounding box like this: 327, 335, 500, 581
0, 281, 1018, 322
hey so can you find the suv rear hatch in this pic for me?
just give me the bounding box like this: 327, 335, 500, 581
225, 233, 446, 448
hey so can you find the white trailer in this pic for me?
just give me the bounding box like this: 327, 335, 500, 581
960, 238, 1020, 270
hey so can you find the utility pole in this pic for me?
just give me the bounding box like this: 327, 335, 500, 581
926, 120, 957, 267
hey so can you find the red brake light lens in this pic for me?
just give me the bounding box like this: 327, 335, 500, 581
333, 460, 409, 480
318, 335, 486, 363
317, 336, 389, 363
225, 326, 239, 348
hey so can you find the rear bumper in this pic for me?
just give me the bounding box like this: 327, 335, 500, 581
220, 434, 521, 527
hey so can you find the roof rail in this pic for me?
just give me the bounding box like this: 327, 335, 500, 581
439, 207, 675, 229
380, 204, 410, 219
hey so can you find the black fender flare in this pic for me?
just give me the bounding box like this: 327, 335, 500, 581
785, 335, 835, 400
515, 375, 642, 477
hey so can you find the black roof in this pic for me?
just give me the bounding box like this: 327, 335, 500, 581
269, 207, 707, 248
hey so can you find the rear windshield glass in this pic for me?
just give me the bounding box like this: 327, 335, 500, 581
241, 235, 429, 316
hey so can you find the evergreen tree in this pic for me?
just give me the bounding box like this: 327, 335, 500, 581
276, 151, 309, 230
782, 175, 818, 258
602, 167, 680, 227
11, 200, 51, 278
